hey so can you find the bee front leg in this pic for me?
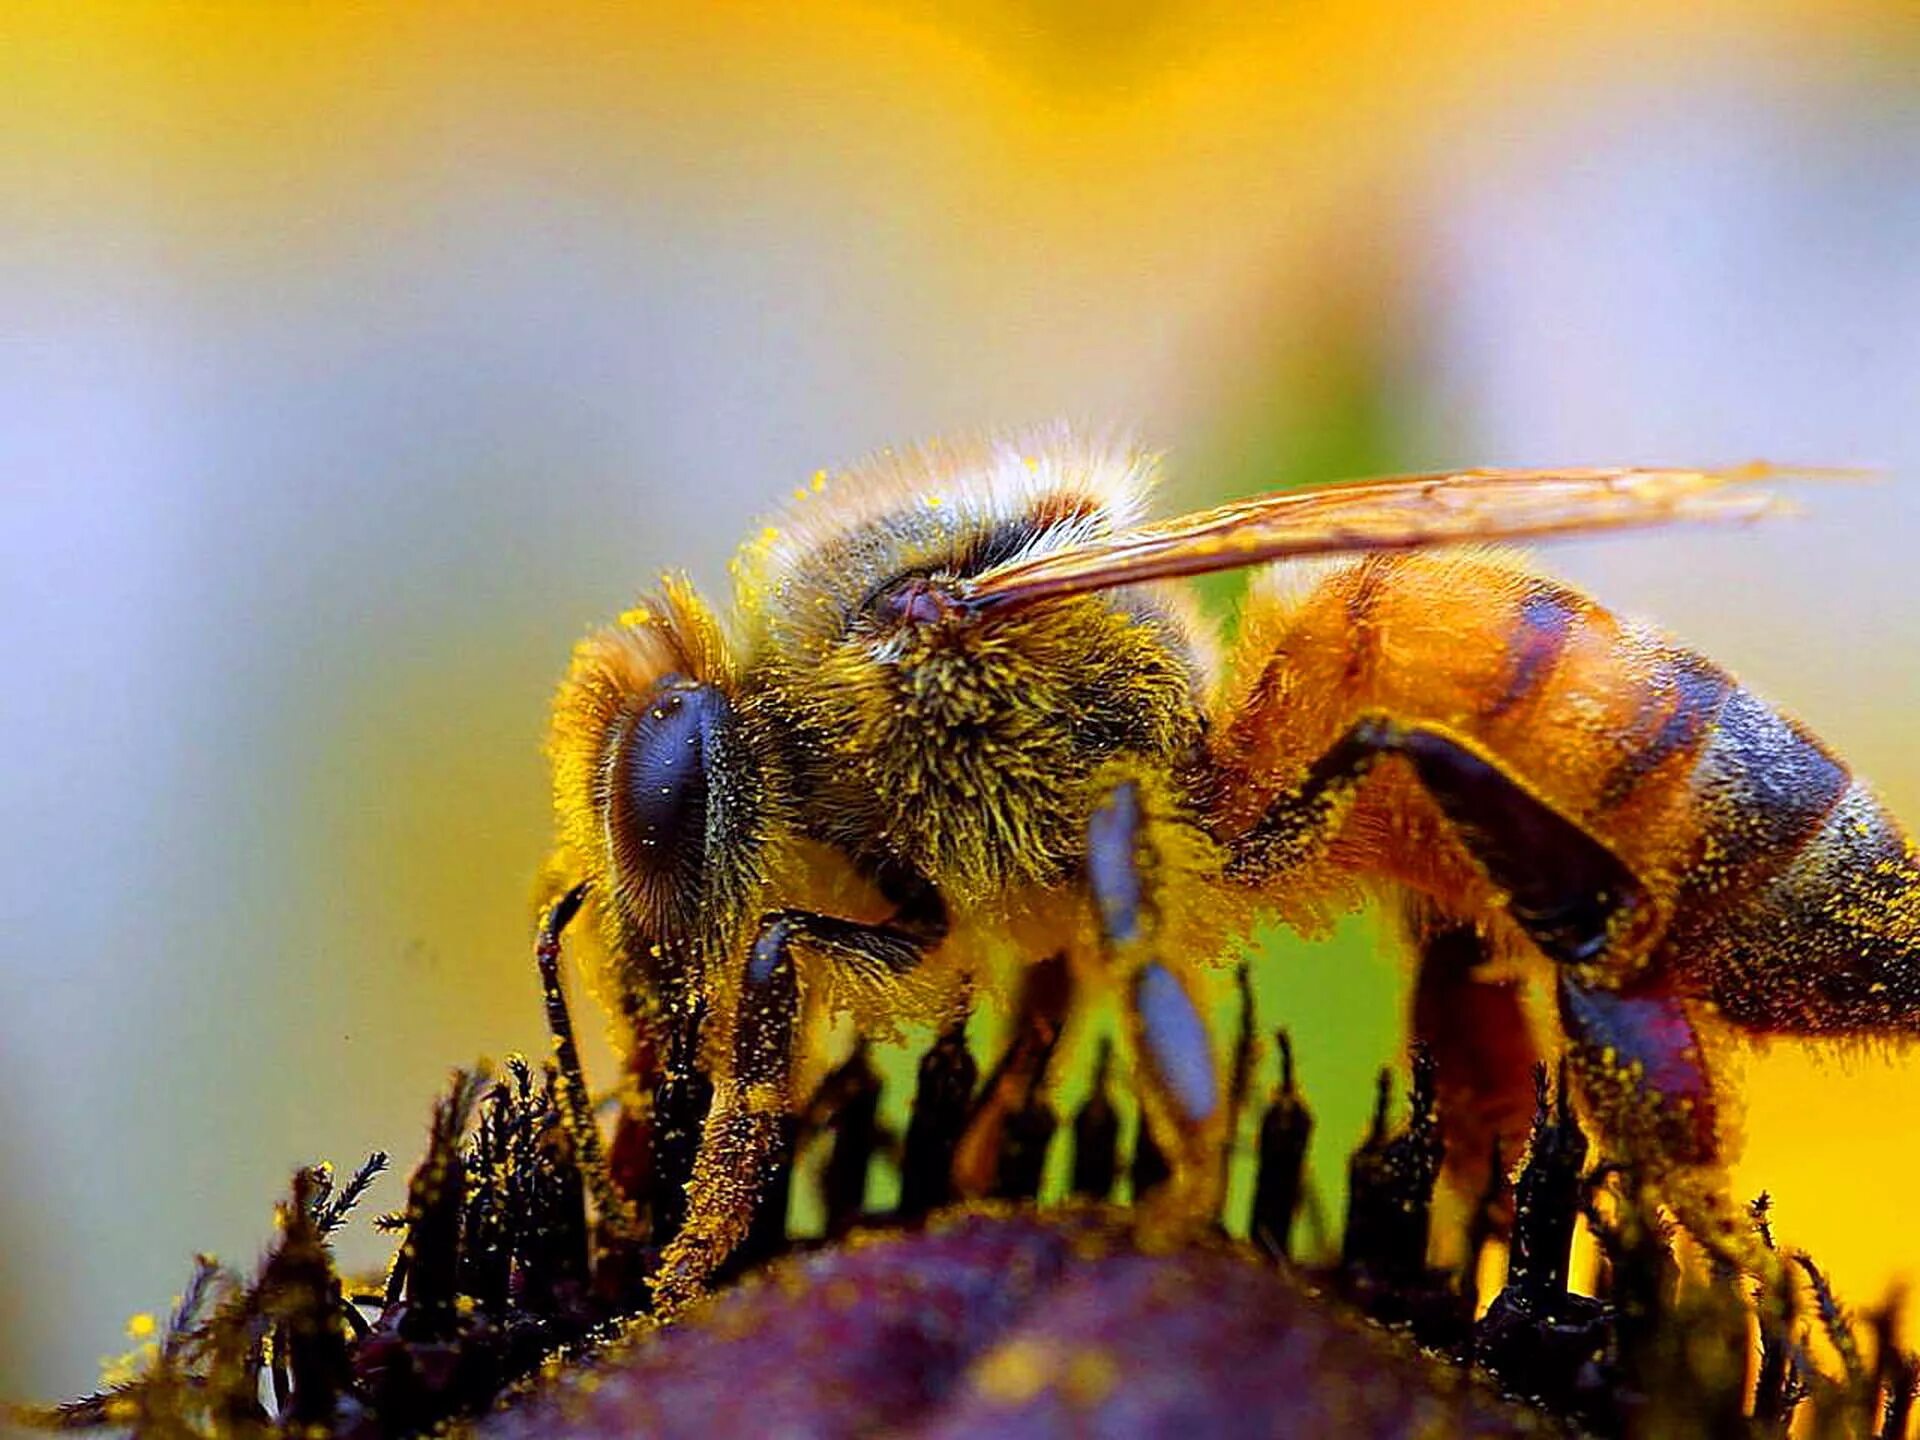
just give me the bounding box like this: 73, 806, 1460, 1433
648, 914, 801, 1315
1087, 779, 1226, 1228
649, 905, 942, 1315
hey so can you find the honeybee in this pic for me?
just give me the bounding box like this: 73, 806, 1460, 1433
539, 429, 1918, 1312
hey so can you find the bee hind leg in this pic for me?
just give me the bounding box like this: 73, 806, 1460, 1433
1554, 972, 1763, 1274
1556, 975, 1717, 1172
1238, 716, 1765, 1266
1087, 778, 1226, 1230
1371, 718, 1762, 1266
1234, 714, 1650, 968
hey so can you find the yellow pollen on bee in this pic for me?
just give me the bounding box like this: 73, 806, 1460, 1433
124, 1312, 157, 1340
924, 493, 944, 509
811, 469, 828, 492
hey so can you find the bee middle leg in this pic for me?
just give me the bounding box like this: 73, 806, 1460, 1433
650, 904, 943, 1314
1086, 778, 1226, 1227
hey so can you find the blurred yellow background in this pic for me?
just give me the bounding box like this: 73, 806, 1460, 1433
3, 0, 1917, 1409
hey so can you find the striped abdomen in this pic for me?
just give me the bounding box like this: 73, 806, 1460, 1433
1219, 551, 1920, 1035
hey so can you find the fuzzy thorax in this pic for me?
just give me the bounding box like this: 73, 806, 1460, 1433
760, 590, 1207, 905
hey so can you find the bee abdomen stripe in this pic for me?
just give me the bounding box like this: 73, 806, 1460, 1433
1596, 648, 1733, 812
1482, 582, 1583, 720
1676, 685, 1850, 901
1677, 781, 1920, 1033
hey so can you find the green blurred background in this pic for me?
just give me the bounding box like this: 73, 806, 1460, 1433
3, 0, 1917, 1409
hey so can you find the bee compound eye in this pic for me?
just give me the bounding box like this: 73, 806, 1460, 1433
619, 680, 730, 875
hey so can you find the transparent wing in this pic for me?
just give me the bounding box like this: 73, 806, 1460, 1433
962, 464, 1813, 607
